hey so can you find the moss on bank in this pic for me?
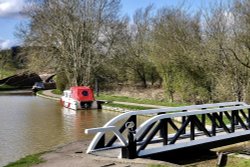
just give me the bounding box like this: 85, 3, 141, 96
4, 153, 44, 167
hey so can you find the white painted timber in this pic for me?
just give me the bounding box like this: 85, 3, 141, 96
138, 130, 250, 157
135, 105, 250, 139
85, 101, 247, 153
85, 126, 128, 153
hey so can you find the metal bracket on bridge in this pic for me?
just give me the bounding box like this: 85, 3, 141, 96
125, 121, 135, 132
122, 121, 137, 159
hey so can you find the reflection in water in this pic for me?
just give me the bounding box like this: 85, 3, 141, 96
0, 94, 120, 166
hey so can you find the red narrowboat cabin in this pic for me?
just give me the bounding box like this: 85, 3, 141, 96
70, 86, 95, 102
61, 86, 103, 110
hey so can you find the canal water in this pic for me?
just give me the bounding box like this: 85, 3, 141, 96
2, 91, 250, 166
0, 92, 121, 166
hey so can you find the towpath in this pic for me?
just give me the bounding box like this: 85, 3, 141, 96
40, 90, 167, 109
33, 140, 177, 167
38, 90, 61, 100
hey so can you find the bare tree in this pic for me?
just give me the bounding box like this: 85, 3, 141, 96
116, 5, 160, 88
204, 1, 250, 101
18, 0, 123, 86
151, 7, 205, 102
0, 50, 11, 79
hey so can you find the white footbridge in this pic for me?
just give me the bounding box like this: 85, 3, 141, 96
85, 102, 250, 159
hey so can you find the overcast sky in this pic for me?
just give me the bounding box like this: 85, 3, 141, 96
0, 0, 210, 50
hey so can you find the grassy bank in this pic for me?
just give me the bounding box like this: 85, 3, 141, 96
0, 69, 15, 80
226, 156, 250, 167
103, 103, 155, 110
51, 89, 63, 95
188, 155, 250, 167
4, 153, 44, 167
97, 94, 189, 107
49, 88, 188, 107
49, 89, 188, 108
0, 84, 18, 90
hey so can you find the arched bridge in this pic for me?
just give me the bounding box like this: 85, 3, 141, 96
85, 102, 250, 159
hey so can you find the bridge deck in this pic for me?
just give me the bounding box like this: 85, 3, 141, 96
90, 127, 250, 158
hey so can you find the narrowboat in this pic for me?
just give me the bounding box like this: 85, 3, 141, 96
61, 86, 103, 110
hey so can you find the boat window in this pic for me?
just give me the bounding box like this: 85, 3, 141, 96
82, 90, 88, 96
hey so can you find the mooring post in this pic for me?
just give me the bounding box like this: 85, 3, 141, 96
217, 152, 228, 167
121, 122, 137, 159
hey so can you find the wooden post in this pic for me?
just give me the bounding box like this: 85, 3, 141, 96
217, 152, 228, 167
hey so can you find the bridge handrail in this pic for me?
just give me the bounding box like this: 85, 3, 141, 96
102, 101, 246, 129
135, 105, 250, 139
86, 101, 246, 153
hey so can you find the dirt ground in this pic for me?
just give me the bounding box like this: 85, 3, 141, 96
34, 140, 178, 167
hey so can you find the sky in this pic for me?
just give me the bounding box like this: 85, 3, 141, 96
0, 0, 209, 50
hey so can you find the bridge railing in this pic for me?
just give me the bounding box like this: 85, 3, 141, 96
85, 101, 248, 157
136, 105, 250, 157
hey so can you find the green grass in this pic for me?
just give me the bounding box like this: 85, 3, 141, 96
96, 94, 189, 107
0, 84, 17, 90
0, 69, 15, 80
51, 89, 63, 95
226, 156, 250, 167
104, 103, 155, 110
4, 153, 44, 167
